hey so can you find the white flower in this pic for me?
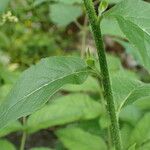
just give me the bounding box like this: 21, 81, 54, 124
1, 11, 18, 24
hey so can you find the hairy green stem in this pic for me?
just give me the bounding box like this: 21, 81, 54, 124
98, 78, 112, 149
83, 0, 122, 150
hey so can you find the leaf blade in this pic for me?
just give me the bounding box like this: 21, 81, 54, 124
49, 3, 82, 26
56, 127, 107, 150
130, 113, 150, 146
0, 140, 16, 150
27, 94, 102, 133
104, 0, 150, 71
0, 56, 88, 129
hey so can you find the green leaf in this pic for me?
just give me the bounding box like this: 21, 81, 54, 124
107, 54, 122, 72
49, 3, 82, 26
137, 142, 150, 150
27, 94, 102, 133
0, 0, 10, 13
63, 76, 99, 93
0, 121, 22, 137
130, 112, 150, 146
115, 39, 143, 67
134, 96, 150, 110
104, 0, 150, 71
101, 18, 125, 37
74, 119, 102, 136
128, 144, 136, 150
0, 56, 88, 129
119, 105, 142, 125
111, 71, 150, 111
33, 0, 49, 6
99, 114, 110, 129
123, 84, 150, 107
56, 127, 107, 150
121, 124, 133, 149
111, 71, 140, 110
0, 140, 16, 150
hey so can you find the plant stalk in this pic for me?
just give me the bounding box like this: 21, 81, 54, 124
98, 78, 112, 149
83, 0, 122, 150
20, 117, 27, 150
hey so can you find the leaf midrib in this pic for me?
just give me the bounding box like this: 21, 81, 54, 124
0, 70, 87, 123
104, 14, 150, 36
117, 84, 146, 113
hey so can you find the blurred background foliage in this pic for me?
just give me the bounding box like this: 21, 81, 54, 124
0, 0, 150, 149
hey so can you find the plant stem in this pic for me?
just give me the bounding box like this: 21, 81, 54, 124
83, 0, 122, 150
20, 117, 27, 150
98, 78, 112, 149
